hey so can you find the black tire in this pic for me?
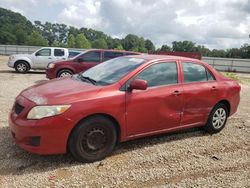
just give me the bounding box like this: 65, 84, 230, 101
14, 61, 30, 73
204, 103, 229, 134
68, 116, 117, 163
57, 69, 73, 78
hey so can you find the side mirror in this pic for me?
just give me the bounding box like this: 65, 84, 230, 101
128, 79, 148, 91
77, 58, 84, 62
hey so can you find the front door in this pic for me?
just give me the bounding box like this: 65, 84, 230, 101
76, 51, 101, 72
32, 48, 53, 69
125, 62, 183, 136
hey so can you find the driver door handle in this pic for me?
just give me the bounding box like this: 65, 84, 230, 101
172, 90, 182, 96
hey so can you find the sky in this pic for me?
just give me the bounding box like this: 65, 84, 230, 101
0, 0, 249, 49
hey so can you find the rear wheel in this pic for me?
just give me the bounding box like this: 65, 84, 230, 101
68, 116, 117, 163
57, 69, 73, 78
15, 61, 30, 73
204, 103, 228, 133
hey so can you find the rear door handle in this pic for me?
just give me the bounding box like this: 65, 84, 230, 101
172, 90, 181, 96
48, 57, 52, 59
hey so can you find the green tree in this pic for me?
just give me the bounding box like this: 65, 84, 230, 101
145, 39, 155, 51
26, 31, 48, 46
114, 44, 124, 50
210, 49, 226, 57
0, 7, 33, 45
160, 44, 172, 51
67, 34, 76, 48
123, 34, 147, 52
0, 31, 16, 44
75, 34, 91, 49
92, 38, 108, 49
172, 41, 196, 52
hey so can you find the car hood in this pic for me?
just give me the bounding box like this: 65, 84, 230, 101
20, 77, 102, 105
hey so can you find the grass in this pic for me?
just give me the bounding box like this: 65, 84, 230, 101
222, 72, 239, 81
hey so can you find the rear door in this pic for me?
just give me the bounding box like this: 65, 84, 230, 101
126, 61, 184, 136
53, 48, 67, 62
180, 62, 219, 126
75, 51, 101, 72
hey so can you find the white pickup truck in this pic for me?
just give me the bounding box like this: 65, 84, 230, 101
8, 47, 69, 73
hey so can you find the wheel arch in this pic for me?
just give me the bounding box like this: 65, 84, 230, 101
14, 59, 31, 70
67, 113, 121, 151
216, 99, 231, 115
57, 67, 75, 77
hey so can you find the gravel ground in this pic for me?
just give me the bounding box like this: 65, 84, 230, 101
0, 55, 249, 187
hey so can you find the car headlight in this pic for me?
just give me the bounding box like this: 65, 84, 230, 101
9, 56, 14, 60
27, 105, 71, 120
47, 63, 55, 69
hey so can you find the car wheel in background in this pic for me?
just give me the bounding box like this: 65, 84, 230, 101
68, 116, 117, 163
14, 61, 30, 73
57, 69, 73, 77
204, 103, 229, 133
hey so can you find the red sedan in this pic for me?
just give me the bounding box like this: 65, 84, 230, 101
9, 55, 241, 162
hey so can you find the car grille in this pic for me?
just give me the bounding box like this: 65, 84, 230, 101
14, 102, 24, 115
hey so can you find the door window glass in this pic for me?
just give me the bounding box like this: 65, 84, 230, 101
78, 51, 101, 62
183, 62, 215, 82
207, 70, 215, 80
135, 62, 178, 87
103, 51, 123, 61
54, 49, 65, 57
36, 49, 51, 56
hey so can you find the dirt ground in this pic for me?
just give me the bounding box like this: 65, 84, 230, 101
0, 55, 249, 187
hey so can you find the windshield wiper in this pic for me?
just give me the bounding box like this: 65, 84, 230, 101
78, 74, 97, 85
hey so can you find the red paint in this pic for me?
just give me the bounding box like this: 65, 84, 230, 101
9, 55, 241, 155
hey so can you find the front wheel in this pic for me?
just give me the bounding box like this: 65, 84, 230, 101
57, 69, 73, 78
15, 61, 30, 73
204, 103, 229, 133
68, 116, 117, 163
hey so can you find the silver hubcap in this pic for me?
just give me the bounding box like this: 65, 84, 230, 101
60, 72, 72, 77
212, 108, 226, 129
17, 63, 27, 72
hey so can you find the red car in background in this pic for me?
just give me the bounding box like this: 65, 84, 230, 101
46, 49, 140, 79
9, 55, 240, 162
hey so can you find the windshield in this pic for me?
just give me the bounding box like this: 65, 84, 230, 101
80, 57, 145, 85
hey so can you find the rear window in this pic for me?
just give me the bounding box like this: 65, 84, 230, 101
183, 62, 215, 83
103, 51, 124, 61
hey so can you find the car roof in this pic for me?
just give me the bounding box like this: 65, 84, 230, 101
126, 54, 202, 63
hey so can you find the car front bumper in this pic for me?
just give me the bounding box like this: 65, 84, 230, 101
9, 95, 75, 155
46, 68, 57, 79
8, 59, 15, 68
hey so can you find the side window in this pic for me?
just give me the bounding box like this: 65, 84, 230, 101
103, 52, 123, 61
36, 49, 51, 56
206, 70, 215, 81
183, 62, 214, 83
134, 62, 178, 87
78, 51, 101, 63
54, 49, 65, 57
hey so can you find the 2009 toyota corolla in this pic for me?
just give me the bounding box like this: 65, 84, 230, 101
9, 55, 241, 162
